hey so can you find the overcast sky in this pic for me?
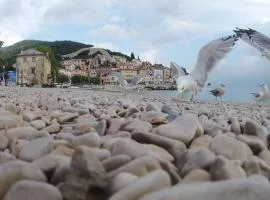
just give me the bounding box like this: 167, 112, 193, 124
1, 0, 270, 99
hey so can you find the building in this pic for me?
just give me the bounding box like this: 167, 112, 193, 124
163, 67, 171, 83
15, 49, 52, 85
152, 65, 164, 85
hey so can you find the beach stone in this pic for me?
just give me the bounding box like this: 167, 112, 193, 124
143, 144, 174, 162
3, 180, 63, 200
100, 131, 131, 145
190, 135, 213, 149
55, 132, 75, 143
155, 114, 203, 144
5, 103, 18, 114
62, 106, 89, 115
182, 169, 211, 183
51, 145, 73, 157
146, 102, 162, 112
0, 134, 8, 150
210, 134, 252, 162
139, 111, 168, 125
6, 126, 37, 141
51, 164, 70, 185
107, 118, 125, 135
102, 155, 132, 172
74, 114, 96, 123
0, 152, 16, 164
177, 148, 216, 177
33, 154, 71, 175
0, 114, 18, 130
88, 148, 111, 161
43, 123, 60, 134
30, 120, 46, 130
18, 137, 54, 162
109, 169, 171, 200
96, 119, 107, 136
245, 119, 268, 141
58, 113, 79, 123
243, 156, 270, 177
198, 107, 210, 117
0, 161, 46, 199
123, 119, 152, 133
131, 131, 186, 160
138, 175, 270, 200
237, 135, 266, 154
107, 138, 145, 159
229, 117, 242, 134
23, 111, 39, 122
259, 150, 270, 166
110, 172, 139, 193
70, 146, 107, 180
202, 119, 229, 136
72, 132, 100, 148
210, 156, 246, 181
108, 155, 161, 178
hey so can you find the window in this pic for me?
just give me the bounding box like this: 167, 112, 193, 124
23, 57, 27, 62
32, 57, 36, 62
31, 68, 35, 74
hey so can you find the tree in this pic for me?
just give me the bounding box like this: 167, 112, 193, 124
34, 45, 60, 82
137, 55, 140, 61
56, 74, 70, 84
130, 52, 135, 60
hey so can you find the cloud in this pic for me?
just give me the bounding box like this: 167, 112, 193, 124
89, 24, 129, 40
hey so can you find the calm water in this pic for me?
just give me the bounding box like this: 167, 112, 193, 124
145, 87, 260, 103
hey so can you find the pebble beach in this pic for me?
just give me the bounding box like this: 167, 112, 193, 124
0, 86, 270, 200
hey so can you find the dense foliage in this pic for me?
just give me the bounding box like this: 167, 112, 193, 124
56, 74, 70, 83
1, 40, 93, 70
71, 75, 100, 85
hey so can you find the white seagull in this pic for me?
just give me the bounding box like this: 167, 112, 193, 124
109, 72, 148, 94
234, 28, 270, 60
251, 83, 270, 102
176, 34, 238, 102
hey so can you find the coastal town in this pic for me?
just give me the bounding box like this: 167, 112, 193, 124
10, 46, 184, 89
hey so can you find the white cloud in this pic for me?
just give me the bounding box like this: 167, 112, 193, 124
89, 24, 129, 40
92, 42, 121, 52
139, 48, 158, 64
110, 16, 126, 22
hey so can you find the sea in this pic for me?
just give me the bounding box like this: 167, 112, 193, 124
143, 87, 261, 104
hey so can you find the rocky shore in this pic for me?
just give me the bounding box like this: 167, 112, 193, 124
0, 86, 270, 200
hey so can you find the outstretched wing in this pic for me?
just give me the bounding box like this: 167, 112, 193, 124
130, 74, 148, 86
170, 62, 189, 78
109, 72, 128, 86
234, 28, 266, 53
192, 34, 238, 87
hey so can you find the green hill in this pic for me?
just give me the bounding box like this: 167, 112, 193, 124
1, 40, 94, 70
1, 40, 132, 71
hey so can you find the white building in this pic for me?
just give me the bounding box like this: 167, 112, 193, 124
153, 67, 164, 85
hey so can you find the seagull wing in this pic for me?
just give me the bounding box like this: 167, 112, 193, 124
130, 74, 148, 86
109, 72, 128, 86
234, 28, 266, 53
191, 34, 238, 87
170, 62, 189, 78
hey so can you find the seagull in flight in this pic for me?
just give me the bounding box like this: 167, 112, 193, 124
234, 28, 270, 60
175, 34, 238, 102
109, 72, 148, 94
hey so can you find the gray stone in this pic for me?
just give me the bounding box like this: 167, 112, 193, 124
18, 137, 54, 162
43, 123, 60, 133
96, 119, 107, 136
0, 161, 46, 199
110, 170, 171, 200
210, 135, 252, 162
155, 114, 203, 144
0, 134, 8, 150
210, 156, 246, 181
123, 119, 152, 133
6, 126, 37, 141
102, 155, 132, 172
139, 175, 270, 200
182, 169, 211, 183
237, 135, 266, 155
177, 148, 216, 177
72, 132, 100, 148
30, 120, 46, 130
245, 119, 268, 141
3, 180, 63, 200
